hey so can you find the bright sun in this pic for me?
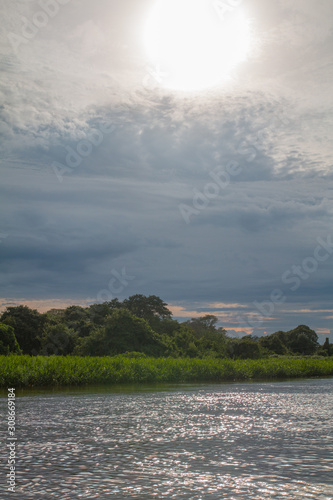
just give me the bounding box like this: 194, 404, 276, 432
144, 0, 252, 92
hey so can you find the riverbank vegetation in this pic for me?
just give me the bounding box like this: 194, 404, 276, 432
0, 295, 332, 361
1, 355, 333, 388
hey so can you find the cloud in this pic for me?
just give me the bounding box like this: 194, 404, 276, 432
1, 0, 333, 338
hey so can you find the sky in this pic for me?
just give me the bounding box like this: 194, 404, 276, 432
1, 0, 333, 341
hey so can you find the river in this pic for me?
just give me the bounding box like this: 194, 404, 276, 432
1, 378, 332, 499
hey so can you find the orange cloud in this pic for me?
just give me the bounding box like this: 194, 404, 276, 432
0, 298, 87, 313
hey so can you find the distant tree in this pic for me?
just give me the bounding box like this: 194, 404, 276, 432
151, 317, 181, 337
75, 309, 166, 356
39, 324, 78, 356
165, 325, 199, 358
122, 295, 172, 323
45, 306, 97, 339
63, 305, 88, 323
73, 327, 106, 357
0, 324, 22, 355
46, 309, 66, 318
197, 331, 228, 358
323, 337, 330, 352
105, 308, 165, 355
227, 336, 262, 359
87, 299, 122, 325
59, 305, 97, 338
105, 298, 123, 310
0, 306, 46, 355
287, 325, 319, 355
258, 325, 319, 356
185, 315, 217, 335
259, 332, 289, 355
320, 337, 333, 356
185, 315, 226, 338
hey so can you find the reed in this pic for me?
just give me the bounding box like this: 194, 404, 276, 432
1, 355, 333, 388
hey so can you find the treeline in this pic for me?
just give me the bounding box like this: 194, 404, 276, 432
0, 295, 332, 358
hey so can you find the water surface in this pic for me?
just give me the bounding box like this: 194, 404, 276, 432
1, 378, 332, 499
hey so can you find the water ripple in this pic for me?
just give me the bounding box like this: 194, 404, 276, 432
0, 378, 332, 499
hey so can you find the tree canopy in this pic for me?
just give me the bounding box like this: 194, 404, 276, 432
0, 297, 330, 359
1, 305, 46, 355
0, 324, 21, 355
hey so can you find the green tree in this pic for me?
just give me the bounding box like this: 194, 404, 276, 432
75, 309, 166, 356
186, 315, 218, 333
88, 300, 122, 325
227, 336, 262, 359
122, 295, 172, 323
197, 331, 228, 358
323, 337, 330, 352
165, 325, 199, 357
320, 337, 333, 356
0, 305, 46, 355
182, 315, 227, 357
287, 325, 319, 355
73, 327, 106, 356
60, 305, 99, 338
259, 332, 289, 355
39, 324, 78, 355
0, 324, 22, 354
105, 309, 165, 355
185, 315, 226, 338
63, 305, 88, 323
148, 317, 180, 337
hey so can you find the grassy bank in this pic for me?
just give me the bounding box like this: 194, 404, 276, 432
1, 355, 333, 388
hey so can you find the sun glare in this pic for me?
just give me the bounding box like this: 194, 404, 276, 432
144, 0, 252, 92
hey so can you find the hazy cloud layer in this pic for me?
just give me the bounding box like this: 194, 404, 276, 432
1, 0, 332, 338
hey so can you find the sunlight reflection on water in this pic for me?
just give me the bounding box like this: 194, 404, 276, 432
0, 379, 332, 499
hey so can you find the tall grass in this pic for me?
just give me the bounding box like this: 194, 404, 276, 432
1, 355, 333, 388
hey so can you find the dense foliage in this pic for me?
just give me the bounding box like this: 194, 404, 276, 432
1, 355, 333, 388
0, 295, 332, 359
0, 324, 21, 355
